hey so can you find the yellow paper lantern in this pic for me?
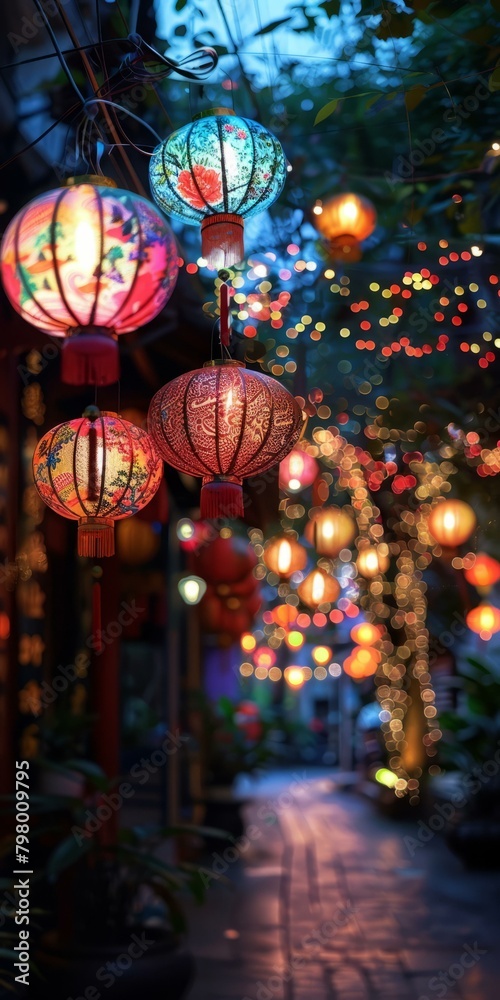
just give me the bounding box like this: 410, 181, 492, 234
263, 534, 307, 578
312, 507, 356, 557
428, 499, 476, 548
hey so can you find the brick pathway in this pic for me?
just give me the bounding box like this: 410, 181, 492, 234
186, 771, 499, 1000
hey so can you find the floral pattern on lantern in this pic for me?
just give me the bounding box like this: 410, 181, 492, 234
149, 109, 286, 268
428, 499, 476, 547
279, 447, 318, 493
32, 407, 163, 557
148, 360, 302, 521
1, 180, 178, 385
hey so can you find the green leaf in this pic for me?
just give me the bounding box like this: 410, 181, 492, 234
314, 98, 339, 126
319, 0, 340, 16
254, 17, 292, 36
404, 84, 428, 112
489, 64, 500, 91
175, 0, 187, 8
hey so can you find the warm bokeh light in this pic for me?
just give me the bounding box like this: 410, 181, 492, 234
241, 633, 257, 653
285, 630, 305, 649
284, 666, 306, 688
254, 646, 277, 669
428, 499, 476, 547
297, 568, 340, 609
466, 603, 500, 640
312, 645, 332, 666
464, 553, 500, 592
311, 507, 356, 557
178, 575, 207, 605
263, 534, 308, 577
356, 545, 390, 579
350, 622, 382, 646
279, 447, 319, 493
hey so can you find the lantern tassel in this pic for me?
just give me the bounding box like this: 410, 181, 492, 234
201, 214, 244, 269
201, 479, 244, 520
61, 330, 120, 387
78, 517, 115, 558
92, 576, 103, 655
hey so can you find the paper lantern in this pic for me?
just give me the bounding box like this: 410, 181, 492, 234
464, 553, 500, 592
263, 534, 307, 578
193, 531, 257, 584
149, 109, 286, 269
315, 193, 376, 261
279, 447, 318, 493
356, 545, 390, 579
466, 603, 500, 640
350, 622, 382, 646
428, 499, 476, 547
1, 178, 178, 386
312, 507, 356, 557
297, 568, 340, 609
178, 575, 207, 605
148, 360, 302, 521
32, 407, 162, 557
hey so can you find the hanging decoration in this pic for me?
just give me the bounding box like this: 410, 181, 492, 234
466, 603, 500, 640
464, 553, 500, 593
297, 567, 340, 609
262, 533, 307, 578
149, 109, 286, 269
427, 499, 476, 548
356, 544, 390, 579
1, 178, 178, 386
32, 407, 162, 557
312, 506, 357, 557
148, 360, 302, 520
279, 447, 318, 493
314, 193, 377, 261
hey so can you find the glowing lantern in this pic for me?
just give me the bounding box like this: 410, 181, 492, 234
315, 193, 377, 261
356, 545, 390, 579
149, 109, 286, 269
312, 507, 356, 557
279, 447, 318, 493
297, 568, 340, 609
1, 179, 178, 386
263, 534, 307, 578
350, 622, 382, 646
428, 499, 476, 547
148, 360, 302, 521
284, 666, 306, 689
32, 407, 162, 557
466, 603, 500, 640
178, 575, 207, 605
272, 603, 298, 627
464, 553, 500, 592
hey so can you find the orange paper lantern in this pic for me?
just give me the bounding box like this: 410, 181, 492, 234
279, 447, 318, 493
356, 545, 390, 579
315, 193, 376, 261
263, 534, 307, 578
350, 622, 382, 646
428, 499, 476, 548
312, 507, 356, 557
297, 568, 340, 609
464, 553, 500, 592
466, 604, 500, 640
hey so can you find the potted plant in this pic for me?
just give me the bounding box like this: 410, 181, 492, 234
438, 654, 500, 869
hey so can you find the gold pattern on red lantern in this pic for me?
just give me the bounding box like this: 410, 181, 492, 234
148, 360, 302, 521
428, 499, 476, 547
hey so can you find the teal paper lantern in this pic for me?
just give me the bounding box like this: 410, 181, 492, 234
149, 108, 286, 269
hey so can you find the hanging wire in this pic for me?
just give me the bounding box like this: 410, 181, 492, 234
31, 0, 87, 105
0, 103, 81, 172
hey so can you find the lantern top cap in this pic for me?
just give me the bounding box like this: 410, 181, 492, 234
193, 107, 236, 120
83, 405, 101, 420
203, 359, 245, 369
64, 175, 117, 189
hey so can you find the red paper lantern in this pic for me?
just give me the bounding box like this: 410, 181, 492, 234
279, 447, 318, 493
148, 360, 302, 520
1, 178, 178, 386
466, 603, 500, 640
464, 553, 500, 592
193, 532, 257, 585
32, 407, 162, 557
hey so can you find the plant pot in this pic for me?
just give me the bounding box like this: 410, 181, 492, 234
32, 928, 195, 1000
447, 818, 500, 870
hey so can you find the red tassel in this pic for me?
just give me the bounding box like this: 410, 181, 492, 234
61, 330, 120, 387
200, 479, 244, 520
78, 517, 115, 557
201, 214, 244, 269
92, 577, 103, 654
